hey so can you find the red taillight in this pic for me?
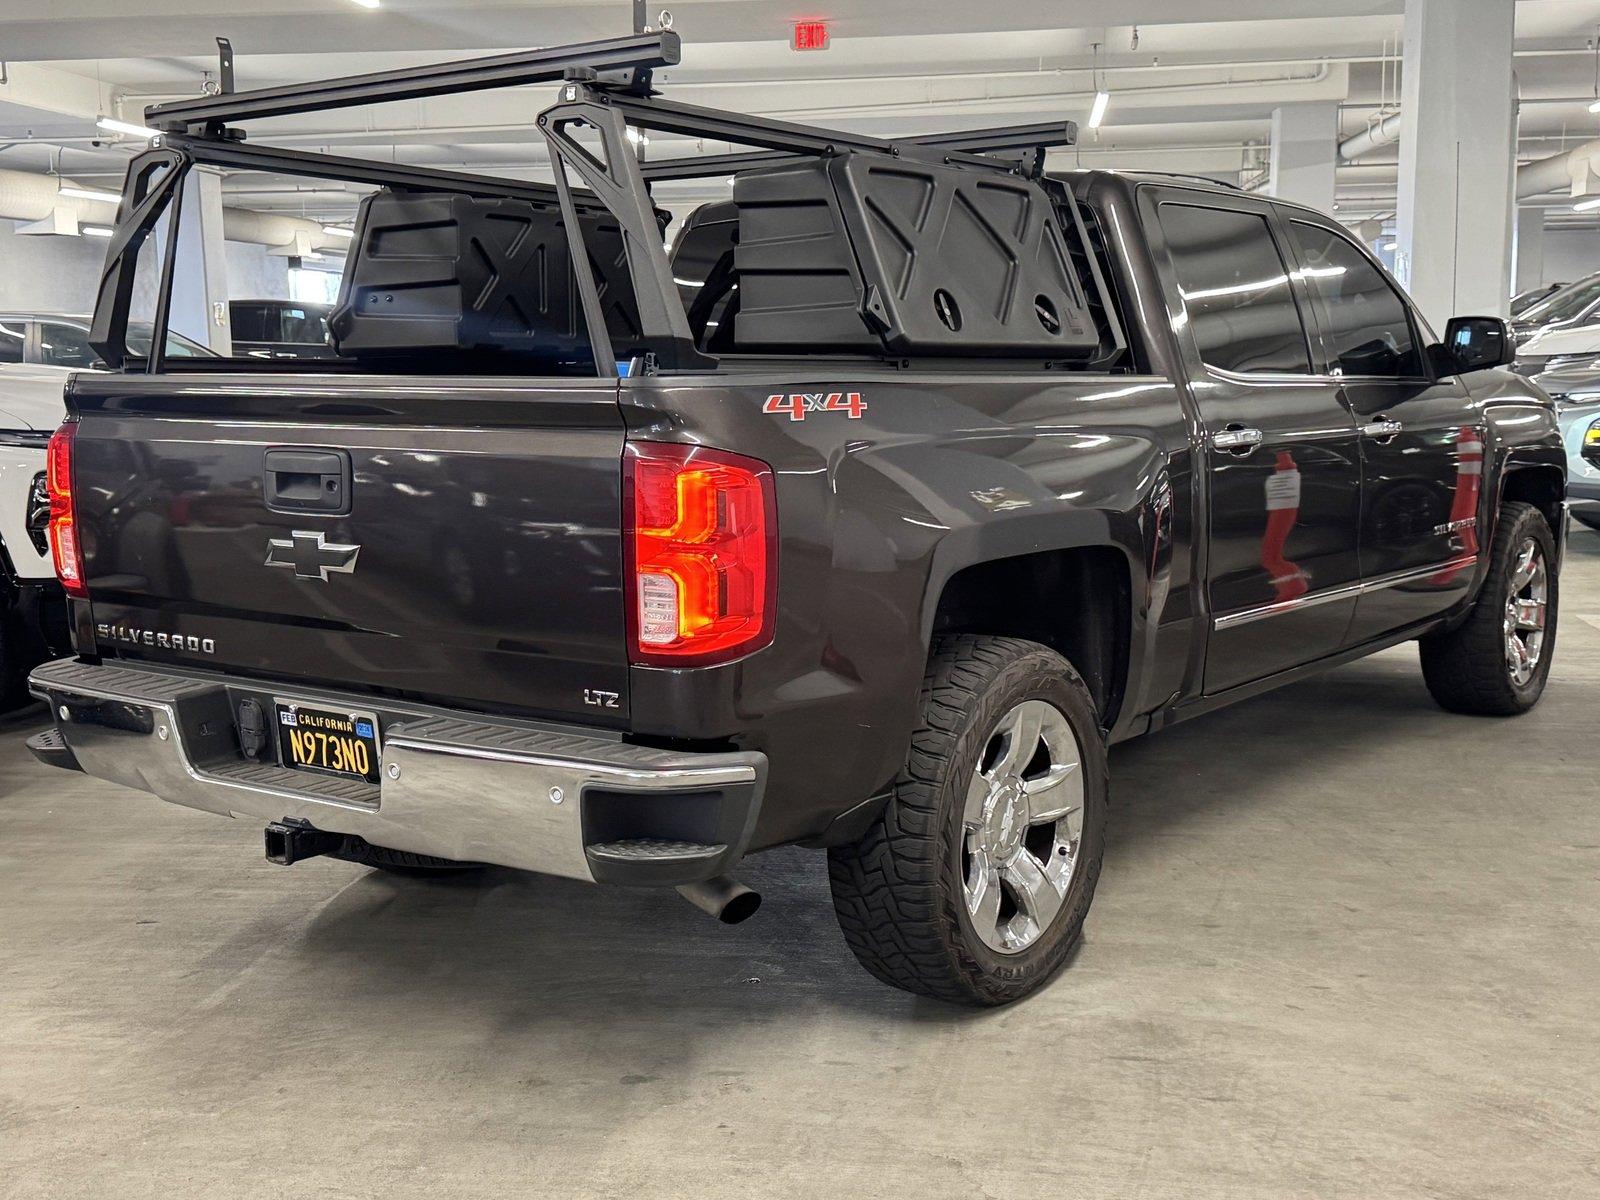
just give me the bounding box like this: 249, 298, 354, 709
47, 423, 87, 598
624, 442, 776, 666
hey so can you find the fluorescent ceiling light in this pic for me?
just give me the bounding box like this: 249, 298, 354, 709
1087, 91, 1111, 130
81, 225, 114, 238
97, 116, 159, 139
1590, 98, 1600, 113
59, 185, 119, 204
1382, 240, 1397, 250
349, 0, 380, 8
1574, 196, 1600, 212
321, 225, 354, 238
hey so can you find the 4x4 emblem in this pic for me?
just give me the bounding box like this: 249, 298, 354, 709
265, 531, 361, 581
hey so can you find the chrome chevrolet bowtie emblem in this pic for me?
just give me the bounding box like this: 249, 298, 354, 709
265, 531, 361, 581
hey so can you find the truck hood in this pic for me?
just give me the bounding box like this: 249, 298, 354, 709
1517, 323, 1600, 358
0, 364, 73, 432
1531, 359, 1600, 399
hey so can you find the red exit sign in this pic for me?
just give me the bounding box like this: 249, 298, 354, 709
792, 20, 830, 51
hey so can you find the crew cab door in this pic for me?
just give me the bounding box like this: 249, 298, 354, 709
1282, 217, 1483, 640
1146, 189, 1364, 692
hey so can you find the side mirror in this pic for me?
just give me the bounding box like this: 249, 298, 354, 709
1438, 315, 1515, 375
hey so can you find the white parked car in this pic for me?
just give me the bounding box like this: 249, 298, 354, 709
0, 313, 213, 706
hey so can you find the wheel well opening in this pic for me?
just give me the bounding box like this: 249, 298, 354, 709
1500, 465, 1564, 537
931, 547, 1131, 728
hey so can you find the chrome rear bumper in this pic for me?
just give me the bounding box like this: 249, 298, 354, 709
29, 658, 765, 884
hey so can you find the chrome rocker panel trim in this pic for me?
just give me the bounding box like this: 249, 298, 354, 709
29, 657, 765, 883
1212, 556, 1479, 631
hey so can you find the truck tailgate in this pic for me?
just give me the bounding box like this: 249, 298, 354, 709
66, 374, 629, 725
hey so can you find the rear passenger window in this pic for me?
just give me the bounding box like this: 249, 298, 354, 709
0, 321, 23, 364
1158, 203, 1311, 375
1290, 222, 1425, 379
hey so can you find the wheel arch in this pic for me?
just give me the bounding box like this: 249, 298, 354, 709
1497, 458, 1565, 536
924, 532, 1138, 732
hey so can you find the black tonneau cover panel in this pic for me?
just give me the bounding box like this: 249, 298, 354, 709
328, 189, 644, 367
734, 152, 1099, 358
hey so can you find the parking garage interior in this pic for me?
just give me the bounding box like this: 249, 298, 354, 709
1, 2, 1598, 1197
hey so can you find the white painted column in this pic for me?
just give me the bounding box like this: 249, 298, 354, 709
1267, 102, 1337, 214
1513, 207, 1545, 295
162, 167, 234, 354
1394, 0, 1517, 325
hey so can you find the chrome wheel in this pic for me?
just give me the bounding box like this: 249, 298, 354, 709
1503, 537, 1549, 687
961, 699, 1085, 955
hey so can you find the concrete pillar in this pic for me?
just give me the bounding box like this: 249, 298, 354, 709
1268, 102, 1338, 214
1394, 0, 1517, 325
1513, 207, 1545, 294
162, 167, 233, 354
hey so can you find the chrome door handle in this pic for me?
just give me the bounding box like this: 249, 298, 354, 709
1362, 416, 1403, 441
1210, 425, 1264, 453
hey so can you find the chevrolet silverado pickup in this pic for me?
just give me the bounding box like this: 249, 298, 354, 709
26, 32, 1565, 1005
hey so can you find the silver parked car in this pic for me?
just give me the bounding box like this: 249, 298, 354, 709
1533, 357, 1600, 529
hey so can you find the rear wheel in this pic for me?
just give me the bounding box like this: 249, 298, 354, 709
1419, 501, 1558, 715
334, 839, 486, 876
828, 635, 1107, 1006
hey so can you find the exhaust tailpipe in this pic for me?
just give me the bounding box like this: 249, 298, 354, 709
676, 875, 761, 925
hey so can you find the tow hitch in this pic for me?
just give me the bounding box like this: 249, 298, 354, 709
264, 818, 345, 865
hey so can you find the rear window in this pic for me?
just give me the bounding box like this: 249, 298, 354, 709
0, 320, 24, 364
1157, 202, 1311, 375
229, 304, 270, 342
1520, 275, 1600, 325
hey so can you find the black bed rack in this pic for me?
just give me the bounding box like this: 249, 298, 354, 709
94, 22, 1114, 377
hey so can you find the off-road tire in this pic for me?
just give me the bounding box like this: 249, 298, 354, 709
1419, 501, 1558, 715
334, 839, 486, 876
828, 635, 1108, 1006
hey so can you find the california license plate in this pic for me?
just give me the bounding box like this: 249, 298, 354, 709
276, 703, 381, 784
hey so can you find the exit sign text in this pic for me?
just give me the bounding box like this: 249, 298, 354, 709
792, 20, 830, 51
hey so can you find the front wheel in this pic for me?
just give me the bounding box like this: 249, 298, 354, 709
828, 635, 1108, 1006
1419, 500, 1558, 715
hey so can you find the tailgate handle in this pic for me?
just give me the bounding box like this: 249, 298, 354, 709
263, 448, 351, 515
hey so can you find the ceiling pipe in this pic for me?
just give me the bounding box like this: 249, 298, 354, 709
1337, 114, 1600, 201
0, 165, 345, 251
1515, 138, 1600, 200
1339, 111, 1402, 160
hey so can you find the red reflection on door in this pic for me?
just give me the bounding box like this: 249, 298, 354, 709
1431, 425, 1483, 585
1263, 450, 1310, 601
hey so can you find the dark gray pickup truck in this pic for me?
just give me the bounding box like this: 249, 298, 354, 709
27, 33, 1565, 1005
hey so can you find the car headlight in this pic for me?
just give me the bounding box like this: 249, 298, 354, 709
1583, 420, 1600, 470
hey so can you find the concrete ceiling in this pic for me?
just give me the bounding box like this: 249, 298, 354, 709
2, 0, 1600, 232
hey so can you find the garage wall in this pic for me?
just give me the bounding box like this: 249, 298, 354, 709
226, 242, 289, 300
1544, 230, 1600, 287
0, 222, 292, 318
0, 220, 109, 314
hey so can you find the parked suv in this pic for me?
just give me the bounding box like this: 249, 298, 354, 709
1, 314, 211, 706
1513, 271, 1600, 375
228, 299, 335, 360
26, 33, 1566, 1006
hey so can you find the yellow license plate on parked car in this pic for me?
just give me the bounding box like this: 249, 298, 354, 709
276, 703, 381, 784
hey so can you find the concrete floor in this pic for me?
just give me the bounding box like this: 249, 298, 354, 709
3, 542, 1599, 1200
